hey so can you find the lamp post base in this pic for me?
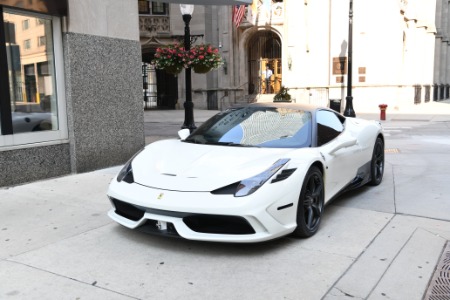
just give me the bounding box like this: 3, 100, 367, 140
182, 101, 197, 132
344, 96, 356, 117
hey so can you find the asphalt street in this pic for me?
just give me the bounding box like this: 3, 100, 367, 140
1, 100, 450, 300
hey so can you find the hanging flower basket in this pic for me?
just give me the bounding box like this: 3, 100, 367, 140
188, 44, 223, 74
193, 64, 212, 74
152, 43, 222, 75
152, 44, 186, 74
164, 65, 183, 75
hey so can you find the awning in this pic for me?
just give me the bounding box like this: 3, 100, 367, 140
160, 0, 251, 4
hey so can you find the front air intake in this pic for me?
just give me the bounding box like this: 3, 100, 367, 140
111, 198, 145, 221
183, 215, 255, 235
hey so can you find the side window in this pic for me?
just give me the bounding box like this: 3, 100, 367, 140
317, 110, 344, 146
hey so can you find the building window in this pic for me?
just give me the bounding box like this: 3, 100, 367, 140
23, 38, 31, 50
22, 18, 29, 30
0, 8, 68, 146
37, 35, 45, 47
151, 2, 167, 15
138, 1, 169, 16
138, 0, 150, 14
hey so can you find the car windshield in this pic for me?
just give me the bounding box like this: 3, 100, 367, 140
185, 107, 312, 148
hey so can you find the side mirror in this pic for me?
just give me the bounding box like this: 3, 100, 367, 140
178, 129, 190, 140
329, 138, 357, 155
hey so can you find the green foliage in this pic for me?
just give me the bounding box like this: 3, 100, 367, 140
273, 86, 292, 102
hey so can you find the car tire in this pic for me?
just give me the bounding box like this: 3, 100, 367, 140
369, 137, 384, 186
292, 166, 324, 238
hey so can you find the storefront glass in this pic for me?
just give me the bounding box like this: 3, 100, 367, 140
0, 7, 67, 146
4, 11, 58, 133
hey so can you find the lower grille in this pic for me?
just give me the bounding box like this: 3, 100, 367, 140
183, 215, 255, 235
111, 198, 145, 221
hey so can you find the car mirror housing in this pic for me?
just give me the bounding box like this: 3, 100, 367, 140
178, 129, 190, 140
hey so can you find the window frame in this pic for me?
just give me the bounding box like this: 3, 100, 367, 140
0, 8, 68, 150
138, 0, 150, 14
23, 38, 31, 50
22, 18, 29, 30
37, 35, 46, 47
151, 2, 168, 15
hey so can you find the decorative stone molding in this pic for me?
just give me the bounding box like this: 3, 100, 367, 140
139, 16, 170, 36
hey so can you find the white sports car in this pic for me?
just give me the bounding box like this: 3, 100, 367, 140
107, 103, 384, 243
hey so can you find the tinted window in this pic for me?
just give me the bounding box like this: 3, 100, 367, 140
185, 107, 312, 148
316, 110, 344, 146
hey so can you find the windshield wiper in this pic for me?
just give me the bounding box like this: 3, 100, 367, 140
184, 136, 207, 144
205, 141, 257, 147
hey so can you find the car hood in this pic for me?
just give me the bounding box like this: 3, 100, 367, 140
131, 139, 295, 192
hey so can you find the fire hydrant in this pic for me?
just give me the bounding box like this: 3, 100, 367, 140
379, 104, 388, 120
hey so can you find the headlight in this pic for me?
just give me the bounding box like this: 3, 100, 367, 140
117, 148, 144, 183
117, 160, 133, 183
235, 159, 290, 197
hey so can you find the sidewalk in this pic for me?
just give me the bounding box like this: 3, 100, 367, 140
1, 101, 449, 299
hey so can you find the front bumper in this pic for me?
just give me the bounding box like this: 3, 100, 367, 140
107, 179, 300, 243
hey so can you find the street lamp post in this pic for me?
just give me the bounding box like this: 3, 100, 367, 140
344, 0, 356, 117
180, 4, 197, 131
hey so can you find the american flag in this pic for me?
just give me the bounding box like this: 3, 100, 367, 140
233, 5, 247, 28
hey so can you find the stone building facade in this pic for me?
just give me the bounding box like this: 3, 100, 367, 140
141, 0, 449, 113
0, 0, 144, 187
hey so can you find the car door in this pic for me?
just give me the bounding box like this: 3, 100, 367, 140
315, 110, 362, 201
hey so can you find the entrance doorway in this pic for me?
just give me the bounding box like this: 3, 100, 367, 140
248, 31, 282, 95
142, 52, 178, 110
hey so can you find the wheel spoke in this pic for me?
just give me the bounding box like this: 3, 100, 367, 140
311, 202, 321, 216
377, 163, 383, 175
306, 207, 314, 229
307, 179, 315, 194
311, 180, 323, 199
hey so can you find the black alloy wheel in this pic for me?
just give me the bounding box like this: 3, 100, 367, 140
292, 166, 324, 238
369, 137, 384, 186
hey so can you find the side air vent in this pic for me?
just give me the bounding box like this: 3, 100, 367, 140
271, 168, 297, 183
